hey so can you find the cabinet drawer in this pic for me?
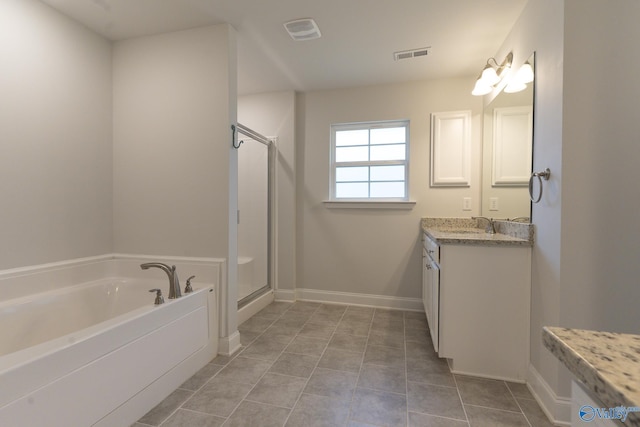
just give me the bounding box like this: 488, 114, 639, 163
423, 233, 440, 264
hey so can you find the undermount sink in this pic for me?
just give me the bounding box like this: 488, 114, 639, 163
442, 228, 488, 235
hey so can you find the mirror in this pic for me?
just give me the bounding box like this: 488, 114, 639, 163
481, 53, 535, 220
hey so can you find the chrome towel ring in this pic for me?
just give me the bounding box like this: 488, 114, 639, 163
529, 168, 551, 203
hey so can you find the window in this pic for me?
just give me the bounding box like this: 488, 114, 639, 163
330, 120, 409, 201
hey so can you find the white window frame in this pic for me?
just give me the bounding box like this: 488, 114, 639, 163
329, 120, 410, 203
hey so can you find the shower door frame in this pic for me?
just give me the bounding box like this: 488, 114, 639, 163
234, 123, 276, 308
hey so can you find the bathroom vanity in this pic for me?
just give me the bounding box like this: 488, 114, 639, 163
421, 218, 533, 381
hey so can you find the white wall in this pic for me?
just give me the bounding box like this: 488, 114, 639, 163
296, 79, 482, 300
238, 91, 297, 294
491, 0, 567, 416
0, 0, 113, 269
561, 0, 640, 337
496, 0, 640, 422
112, 25, 236, 259
112, 25, 239, 350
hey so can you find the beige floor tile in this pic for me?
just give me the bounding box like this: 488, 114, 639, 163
245, 373, 307, 408
349, 387, 407, 427
182, 378, 253, 417
408, 412, 470, 427
285, 335, 329, 356
358, 363, 407, 394
160, 409, 225, 427
335, 319, 372, 336
137, 389, 193, 426
407, 381, 466, 421
286, 393, 350, 427
304, 367, 358, 400
455, 376, 520, 412
136, 302, 552, 427
464, 404, 529, 427
213, 356, 272, 385
363, 344, 405, 368
328, 332, 368, 353
269, 352, 319, 378
367, 329, 405, 348
318, 347, 363, 372
225, 401, 291, 427
298, 321, 336, 339
179, 363, 223, 391
517, 398, 556, 427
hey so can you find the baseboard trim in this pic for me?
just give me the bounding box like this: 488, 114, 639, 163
527, 364, 572, 426
280, 288, 423, 311
218, 331, 242, 357
274, 289, 296, 302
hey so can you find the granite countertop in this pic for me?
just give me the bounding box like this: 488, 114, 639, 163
421, 217, 534, 247
543, 327, 640, 425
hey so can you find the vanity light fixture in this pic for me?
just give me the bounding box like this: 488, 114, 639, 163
471, 52, 513, 96
504, 60, 534, 93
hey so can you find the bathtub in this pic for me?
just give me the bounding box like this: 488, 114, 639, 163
0, 255, 221, 427
238, 256, 254, 299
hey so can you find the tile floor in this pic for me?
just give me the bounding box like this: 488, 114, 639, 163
133, 301, 556, 427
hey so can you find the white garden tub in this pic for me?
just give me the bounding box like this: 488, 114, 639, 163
0, 256, 221, 427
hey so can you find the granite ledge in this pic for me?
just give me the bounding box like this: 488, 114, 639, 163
421, 217, 534, 247
543, 326, 640, 425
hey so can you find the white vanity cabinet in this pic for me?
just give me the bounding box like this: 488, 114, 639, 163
422, 237, 440, 352
422, 232, 531, 381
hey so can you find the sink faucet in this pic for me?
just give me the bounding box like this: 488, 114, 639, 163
509, 216, 530, 223
472, 216, 496, 234
140, 263, 181, 299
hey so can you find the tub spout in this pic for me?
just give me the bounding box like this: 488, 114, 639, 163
140, 263, 181, 299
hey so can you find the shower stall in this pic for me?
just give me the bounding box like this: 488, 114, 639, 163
233, 124, 274, 307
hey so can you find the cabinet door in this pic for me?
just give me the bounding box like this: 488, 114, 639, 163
423, 248, 439, 353
422, 248, 431, 325
429, 262, 440, 352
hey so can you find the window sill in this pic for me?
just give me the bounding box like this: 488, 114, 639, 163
323, 200, 416, 210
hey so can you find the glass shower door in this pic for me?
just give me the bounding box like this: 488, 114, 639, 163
237, 137, 271, 306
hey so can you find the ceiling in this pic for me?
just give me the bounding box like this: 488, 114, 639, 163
40, 0, 528, 95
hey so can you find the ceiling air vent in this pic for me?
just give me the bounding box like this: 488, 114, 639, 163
284, 18, 322, 41
394, 47, 431, 61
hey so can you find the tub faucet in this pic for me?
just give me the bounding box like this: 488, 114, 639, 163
472, 216, 496, 234
140, 263, 181, 299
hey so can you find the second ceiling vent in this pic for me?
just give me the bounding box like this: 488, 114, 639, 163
284, 18, 322, 41
394, 47, 431, 61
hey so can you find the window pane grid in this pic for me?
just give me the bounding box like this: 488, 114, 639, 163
335, 182, 406, 199
331, 121, 409, 200
336, 165, 404, 184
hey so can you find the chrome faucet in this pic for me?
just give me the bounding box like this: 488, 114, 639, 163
472, 216, 496, 234
140, 263, 181, 299
509, 216, 530, 223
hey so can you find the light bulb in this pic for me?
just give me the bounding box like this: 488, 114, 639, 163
504, 81, 527, 93
472, 79, 492, 96
516, 62, 534, 84
480, 65, 500, 86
